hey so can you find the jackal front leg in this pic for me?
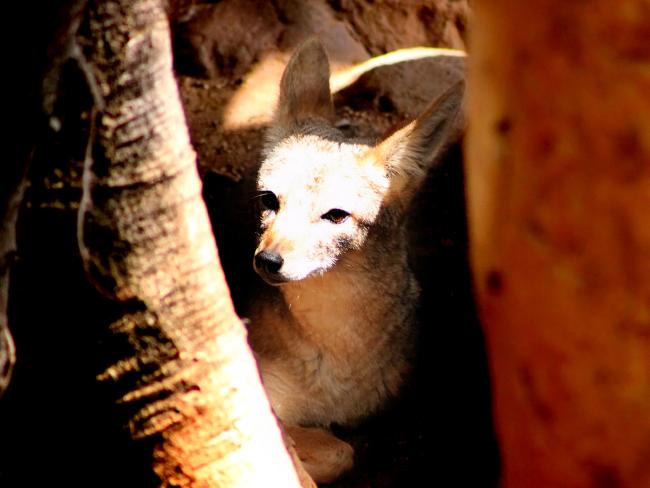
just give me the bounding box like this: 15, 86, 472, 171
285, 425, 355, 484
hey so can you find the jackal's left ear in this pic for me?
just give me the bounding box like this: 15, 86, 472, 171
272, 38, 334, 140
371, 81, 465, 202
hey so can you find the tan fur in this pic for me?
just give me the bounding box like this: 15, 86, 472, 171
248, 38, 464, 484
285, 426, 354, 484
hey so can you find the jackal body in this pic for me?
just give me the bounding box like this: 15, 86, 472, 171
248, 39, 463, 479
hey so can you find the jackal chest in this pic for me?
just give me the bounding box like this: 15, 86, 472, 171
275, 305, 413, 426
299, 341, 408, 426
255, 270, 416, 427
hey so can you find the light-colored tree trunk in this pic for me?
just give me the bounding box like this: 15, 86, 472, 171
78, 0, 302, 486
467, 1, 650, 487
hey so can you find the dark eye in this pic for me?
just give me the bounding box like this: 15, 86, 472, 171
321, 209, 350, 224
259, 191, 279, 212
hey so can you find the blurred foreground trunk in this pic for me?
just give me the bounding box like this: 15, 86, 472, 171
467, 1, 650, 487
78, 0, 302, 486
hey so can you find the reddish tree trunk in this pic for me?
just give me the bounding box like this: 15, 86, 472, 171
467, 1, 650, 487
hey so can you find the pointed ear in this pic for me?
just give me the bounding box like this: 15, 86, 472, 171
273, 38, 334, 137
370, 81, 465, 203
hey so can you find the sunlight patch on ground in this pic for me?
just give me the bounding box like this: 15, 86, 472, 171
222, 47, 467, 131
330, 47, 466, 93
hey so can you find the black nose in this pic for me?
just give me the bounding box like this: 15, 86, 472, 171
255, 250, 284, 274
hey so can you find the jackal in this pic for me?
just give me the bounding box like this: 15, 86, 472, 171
247, 38, 464, 484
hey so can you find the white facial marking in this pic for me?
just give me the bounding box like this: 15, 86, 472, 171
255, 135, 389, 283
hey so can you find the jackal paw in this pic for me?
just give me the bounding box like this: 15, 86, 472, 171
286, 425, 354, 484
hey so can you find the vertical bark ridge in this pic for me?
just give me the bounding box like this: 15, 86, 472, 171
0, 158, 28, 397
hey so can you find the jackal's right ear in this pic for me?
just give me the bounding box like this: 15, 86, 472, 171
271, 38, 334, 140
369, 81, 465, 205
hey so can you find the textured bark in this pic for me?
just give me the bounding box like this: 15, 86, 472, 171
0, 155, 28, 397
78, 0, 301, 486
467, 1, 650, 487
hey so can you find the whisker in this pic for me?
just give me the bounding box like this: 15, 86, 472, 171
250, 190, 271, 201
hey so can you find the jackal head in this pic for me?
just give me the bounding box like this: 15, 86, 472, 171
254, 38, 464, 285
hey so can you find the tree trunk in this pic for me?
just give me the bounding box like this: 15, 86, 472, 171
0, 152, 29, 397
78, 1, 301, 486
467, 1, 650, 487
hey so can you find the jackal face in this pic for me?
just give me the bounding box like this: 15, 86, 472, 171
254, 38, 464, 285
255, 135, 387, 284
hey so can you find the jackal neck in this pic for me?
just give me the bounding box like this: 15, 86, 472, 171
279, 245, 417, 347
